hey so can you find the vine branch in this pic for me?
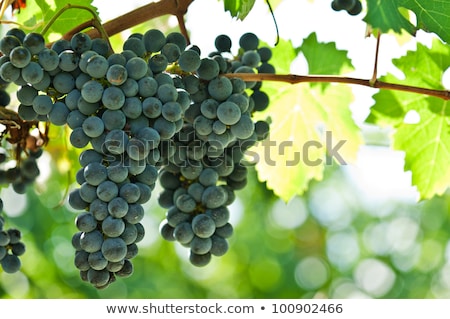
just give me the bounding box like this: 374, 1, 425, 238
61, 0, 449, 102
226, 73, 450, 100
29, 0, 450, 102
63, 0, 194, 41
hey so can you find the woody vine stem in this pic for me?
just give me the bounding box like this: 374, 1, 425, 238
86, 0, 449, 100
6, 0, 450, 102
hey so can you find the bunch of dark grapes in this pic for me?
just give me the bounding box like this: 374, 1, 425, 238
157, 32, 272, 266
0, 27, 188, 288
0, 199, 26, 273
0, 25, 273, 285
331, 0, 362, 15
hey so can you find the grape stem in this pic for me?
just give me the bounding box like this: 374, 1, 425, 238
226, 73, 450, 100
370, 32, 381, 86
42, 4, 113, 54
62, 0, 194, 43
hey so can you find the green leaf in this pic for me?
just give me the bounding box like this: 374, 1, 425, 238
401, 0, 450, 43
364, 0, 416, 35
223, 0, 256, 20
298, 32, 354, 76
16, 0, 98, 40
252, 83, 361, 202
364, 0, 450, 43
394, 102, 450, 199
251, 37, 361, 201
367, 39, 450, 126
264, 38, 297, 74
366, 39, 450, 199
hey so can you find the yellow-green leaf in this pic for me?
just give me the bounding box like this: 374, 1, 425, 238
252, 83, 361, 202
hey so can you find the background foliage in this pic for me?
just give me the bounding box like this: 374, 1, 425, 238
0, 0, 449, 298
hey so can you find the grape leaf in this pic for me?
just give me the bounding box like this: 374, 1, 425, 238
364, 0, 416, 35
394, 102, 450, 199
264, 38, 297, 74
16, 0, 98, 40
252, 83, 361, 202
366, 39, 450, 199
298, 32, 354, 76
223, 0, 256, 20
364, 0, 450, 43
251, 36, 360, 202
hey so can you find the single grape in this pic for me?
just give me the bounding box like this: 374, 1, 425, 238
71, 32, 92, 54
159, 220, 175, 241
83, 162, 107, 186
210, 234, 228, 256
190, 236, 212, 255
178, 49, 201, 72
123, 37, 146, 57
23, 32, 45, 55
10, 46, 31, 68
175, 194, 197, 213
59, 50, 79, 72
173, 222, 194, 244
108, 196, 129, 218
143, 29, 166, 53
86, 54, 109, 78
102, 215, 126, 237
81, 80, 104, 103
102, 109, 126, 130
189, 251, 211, 267
137, 76, 158, 98
191, 214, 216, 238
348, 0, 362, 15
1, 254, 21, 273
205, 206, 230, 227
142, 97, 162, 118
96, 180, 119, 202
208, 77, 233, 101
102, 86, 125, 110
161, 43, 181, 63
53, 72, 75, 94
124, 203, 144, 224
0, 61, 20, 82
201, 185, 228, 209
32, 94, 53, 115
157, 83, 178, 103
197, 58, 219, 81
21, 61, 44, 84
125, 57, 147, 80
239, 32, 259, 51
0, 35, 21, 56
88, 251, 108, 271
149, 54, 168, 73
166, 32, 187, 52
80, 230, 103, 253
214, 34, 232, 52
216, 101, 241, 125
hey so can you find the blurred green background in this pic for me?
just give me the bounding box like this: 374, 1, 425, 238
1, 142, 450, 299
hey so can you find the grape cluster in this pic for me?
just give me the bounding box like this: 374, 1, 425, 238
331, 0, 362, 15
157, 32, 272, 266
0, 148, 42, 194
0, 199, 26, 273
0, 27, 186, 287
0, 26, 273, 286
